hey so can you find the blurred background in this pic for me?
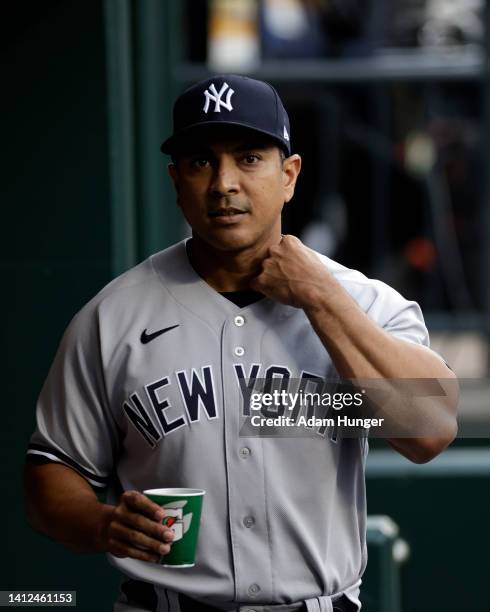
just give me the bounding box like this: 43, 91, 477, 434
2, 0, 490, 610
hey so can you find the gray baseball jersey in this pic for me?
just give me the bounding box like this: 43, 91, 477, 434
27, 239, 429, 611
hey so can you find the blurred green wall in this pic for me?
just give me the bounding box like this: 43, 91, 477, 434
3, 1, 119, 607
3, 2, 182, 606
365, 450, 490, 612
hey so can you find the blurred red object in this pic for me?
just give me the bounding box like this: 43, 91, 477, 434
404, 237, 438, 270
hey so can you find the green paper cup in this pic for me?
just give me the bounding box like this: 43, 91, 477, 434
144, 488, 205, 568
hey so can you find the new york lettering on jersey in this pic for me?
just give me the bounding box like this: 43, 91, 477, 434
121, 364, 339, 448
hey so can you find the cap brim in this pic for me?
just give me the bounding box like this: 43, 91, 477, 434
161, 121, 290, 156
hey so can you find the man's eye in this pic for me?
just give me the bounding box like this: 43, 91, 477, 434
191, 158, 210, 168
243, 154, 260, 164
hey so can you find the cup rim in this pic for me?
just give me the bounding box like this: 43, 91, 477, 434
144, 488, 205, 497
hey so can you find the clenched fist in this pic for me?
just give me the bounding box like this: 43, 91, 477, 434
250, 235, 334, 309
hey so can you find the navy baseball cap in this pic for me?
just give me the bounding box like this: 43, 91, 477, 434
161, 74, 291, 156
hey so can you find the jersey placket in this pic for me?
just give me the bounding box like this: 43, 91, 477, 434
221, 311, 274, 604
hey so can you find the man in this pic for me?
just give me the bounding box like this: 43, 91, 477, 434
24, 75, 458, 612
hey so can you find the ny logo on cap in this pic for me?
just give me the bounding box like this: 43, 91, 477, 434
203, 82, 235, 114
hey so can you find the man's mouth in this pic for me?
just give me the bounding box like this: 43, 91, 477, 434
208, 208, 247, 218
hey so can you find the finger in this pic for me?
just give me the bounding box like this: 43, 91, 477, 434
110, 522, 173, 556
116, 508, 174, 542
262, 258, 276, 271
268, 244, 281, 257
109, 539, 162, 563
121, 490, 165, 521
282, 234, 299, 245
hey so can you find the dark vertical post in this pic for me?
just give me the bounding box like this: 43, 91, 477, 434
370, 84, 392, 276
368, 0, 391, 275
483, 0, 490, 350
135, 0, 184, 259
104, 0, 138, 276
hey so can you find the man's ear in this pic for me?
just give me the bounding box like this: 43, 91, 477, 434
168, 163, 181, 208
282, 154, 302, 203
168, 162, 179, 189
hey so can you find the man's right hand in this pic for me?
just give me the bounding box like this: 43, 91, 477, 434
24, 463, 174, 561
99, 490, 174, 563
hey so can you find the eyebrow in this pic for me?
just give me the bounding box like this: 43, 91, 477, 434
181, 140, 275, 157
232, 141, 274, 153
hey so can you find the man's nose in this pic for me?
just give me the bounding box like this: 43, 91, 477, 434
209, 157, 240, 196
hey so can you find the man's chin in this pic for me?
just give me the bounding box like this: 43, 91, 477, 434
197, 231, 258, 254
192, 223, 281, 254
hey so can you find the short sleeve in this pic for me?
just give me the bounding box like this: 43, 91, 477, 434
362, 279, 430, 348
26, 305, 119, 489
321, 253, 431, 349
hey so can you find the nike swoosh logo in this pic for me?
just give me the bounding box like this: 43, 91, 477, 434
140, 324, 180, 344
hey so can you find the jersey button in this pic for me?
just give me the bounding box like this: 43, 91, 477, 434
248, 584, 261, 597
234, 346, 245, 357
234, 315, 245, 326
239, 447, 251, 458
243, 516, 255, 528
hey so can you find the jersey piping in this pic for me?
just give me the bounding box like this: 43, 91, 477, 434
26, 443, 110, 489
